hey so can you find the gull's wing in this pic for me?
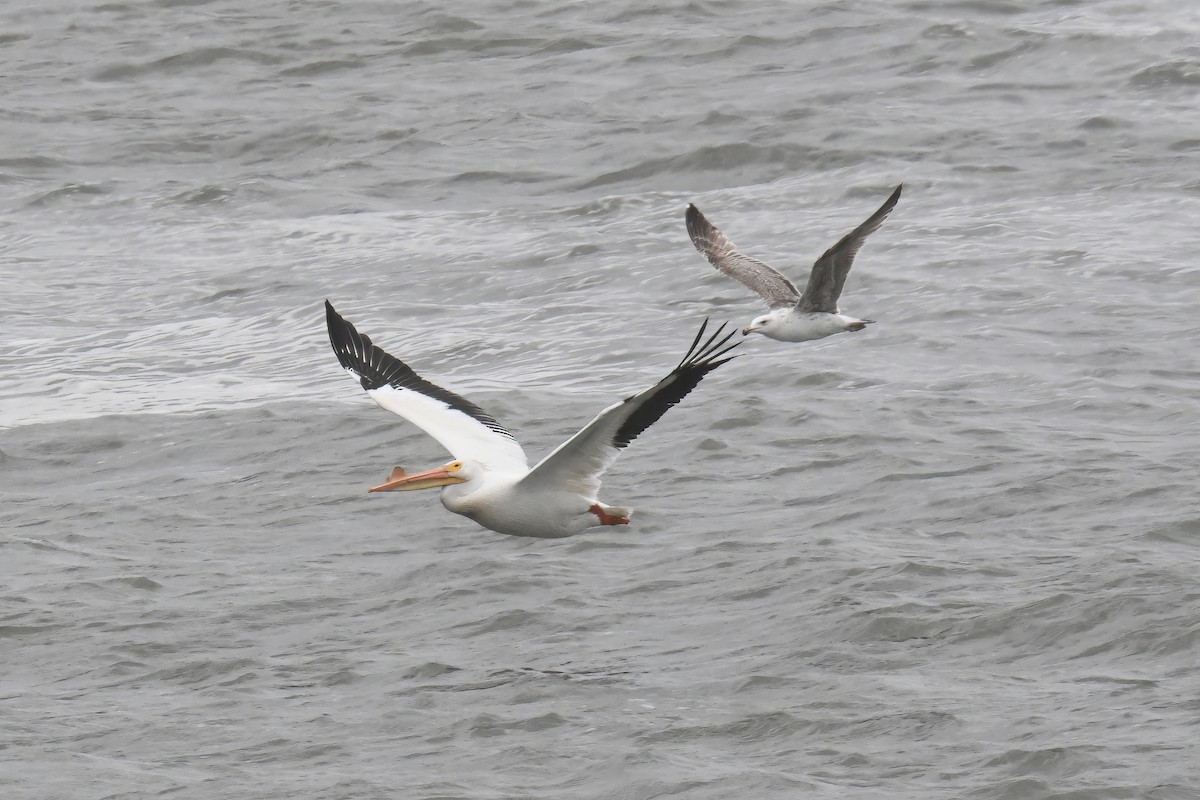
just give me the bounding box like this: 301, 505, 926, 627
325, 301, 529, 472
797, 185, 902, 313
517, 319, 740, 498
686, 204, 801, 310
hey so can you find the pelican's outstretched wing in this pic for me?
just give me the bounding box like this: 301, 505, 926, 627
686, 204, 801, 310
518, 319, 739, 498
798, 185, 902, 313
325, 301, 528, 472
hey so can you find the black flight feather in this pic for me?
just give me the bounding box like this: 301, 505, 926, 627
324, 300, 517, 442
611, 318, 740, 450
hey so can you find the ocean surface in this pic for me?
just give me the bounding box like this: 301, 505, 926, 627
3, 1, 1200, 798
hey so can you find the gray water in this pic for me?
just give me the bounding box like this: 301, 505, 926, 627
3, 1, 1200, 798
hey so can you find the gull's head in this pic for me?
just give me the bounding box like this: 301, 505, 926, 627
368, 460, 471, 492
743, 314, 776, 336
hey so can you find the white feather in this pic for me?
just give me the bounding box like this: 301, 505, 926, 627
364, 384, 528, 473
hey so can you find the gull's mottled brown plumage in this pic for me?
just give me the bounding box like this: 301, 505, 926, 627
686, 185, 902, 315
686, 205, 801, 310
798, 185, 903, 313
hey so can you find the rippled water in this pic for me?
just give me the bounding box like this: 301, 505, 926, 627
3, 1, 1200, 798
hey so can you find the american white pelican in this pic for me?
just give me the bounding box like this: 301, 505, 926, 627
324, 301, 739, 538
686, 185, 902, 342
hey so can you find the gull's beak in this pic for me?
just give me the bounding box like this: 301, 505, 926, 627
742, 325, 759, 336
368, 464, 466, 492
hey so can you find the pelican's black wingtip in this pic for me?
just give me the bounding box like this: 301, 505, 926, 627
324, 299, 341, 326
700, 322, 742, 366
675, 317, 742, 372
324, 299, 352, 340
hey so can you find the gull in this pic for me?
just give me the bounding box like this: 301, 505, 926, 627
325, 301, 739, 538
686, 185, 902, 342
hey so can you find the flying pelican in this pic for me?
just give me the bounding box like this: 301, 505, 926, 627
685, 185, 902, 342
324, 301, 739, 538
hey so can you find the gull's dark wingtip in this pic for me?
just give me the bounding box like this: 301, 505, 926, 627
882, 184, 903, 211
684, 203, 711, 245
852, 183, 904, 234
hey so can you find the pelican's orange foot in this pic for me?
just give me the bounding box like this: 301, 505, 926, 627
589, 504, 630, 526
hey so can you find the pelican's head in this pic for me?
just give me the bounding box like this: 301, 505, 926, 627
368, 460, 470, 492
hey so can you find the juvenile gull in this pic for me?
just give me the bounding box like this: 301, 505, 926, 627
325, 301, 739, 538
685, 185, 902, 342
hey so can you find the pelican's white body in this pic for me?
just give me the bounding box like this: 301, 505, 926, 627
438, 467, 631, 538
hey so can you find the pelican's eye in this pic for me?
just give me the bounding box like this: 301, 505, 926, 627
447, 462, 462, 472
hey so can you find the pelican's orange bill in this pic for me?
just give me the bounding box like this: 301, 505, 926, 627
368, 463, 465, 492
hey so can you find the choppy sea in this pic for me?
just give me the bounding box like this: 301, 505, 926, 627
3, 1, 1200, 798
